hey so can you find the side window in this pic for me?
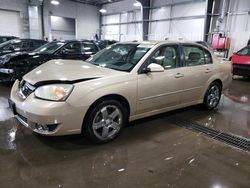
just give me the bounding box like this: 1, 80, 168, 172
149, 46, 179, 69
204, 49, 213, 64
183, 46, 205, 66
30, 41, 45, 49
83, 43, 98, 54
61, 42, 82, 54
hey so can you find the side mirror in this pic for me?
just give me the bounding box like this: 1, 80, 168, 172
144, 63, 164, 73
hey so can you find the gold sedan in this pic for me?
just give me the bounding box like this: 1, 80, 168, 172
10, 41, 232, 143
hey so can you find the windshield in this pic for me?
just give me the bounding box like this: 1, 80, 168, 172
33, 41, 65, 54
0, 39, 21, 49
86, 44, 150, 72
237, 47, 250, 56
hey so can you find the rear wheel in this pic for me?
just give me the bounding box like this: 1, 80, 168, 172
203, 82, 222, 110
84, 100, 127, 144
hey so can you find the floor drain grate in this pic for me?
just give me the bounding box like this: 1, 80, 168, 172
168, 116, 250, 152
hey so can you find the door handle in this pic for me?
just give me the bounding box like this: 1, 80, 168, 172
205, 68, 212, 73
175, 73, 184, 78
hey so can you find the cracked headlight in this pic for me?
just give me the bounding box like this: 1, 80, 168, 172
35, 84, 74, 101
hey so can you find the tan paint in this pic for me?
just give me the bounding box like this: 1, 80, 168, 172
10, 41, 232, 136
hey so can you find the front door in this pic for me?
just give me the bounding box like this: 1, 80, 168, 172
137, 45, 185, 114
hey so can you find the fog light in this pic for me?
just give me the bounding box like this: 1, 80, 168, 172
35, 124, 49, 131
35, 123, 59, 133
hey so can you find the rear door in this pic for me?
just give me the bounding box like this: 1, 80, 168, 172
137, 44, 185, 114
180, 45, 214, 104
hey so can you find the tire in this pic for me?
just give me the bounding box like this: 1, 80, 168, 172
203, 82, 222, 110
83, 99, 128, 144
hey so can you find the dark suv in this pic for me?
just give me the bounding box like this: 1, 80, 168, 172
0, 39, 47, 56
0, 40, 100, 82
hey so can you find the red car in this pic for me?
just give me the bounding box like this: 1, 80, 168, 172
231, 46, 250, 77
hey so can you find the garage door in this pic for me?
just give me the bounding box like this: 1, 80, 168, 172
0, 10, 21, 37
50, 16, 76, 40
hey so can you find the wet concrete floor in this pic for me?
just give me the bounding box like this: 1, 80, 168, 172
0, 78, 249, 188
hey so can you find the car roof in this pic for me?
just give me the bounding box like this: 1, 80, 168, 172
10, 38, 46, 42
117, 40, 206, 47
54, 40, 94, 43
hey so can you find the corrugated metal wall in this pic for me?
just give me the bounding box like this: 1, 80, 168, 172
101, 0, 250, 56
101, 0, 206, 41
210, 0, 250, 55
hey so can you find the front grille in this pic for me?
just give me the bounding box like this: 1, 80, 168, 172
19, 80, 36, 98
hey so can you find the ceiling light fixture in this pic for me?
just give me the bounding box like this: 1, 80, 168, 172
51, 0, 60, 5
99, 9, 107, 13
133, 1, 141, 7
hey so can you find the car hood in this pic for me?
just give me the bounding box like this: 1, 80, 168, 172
23, 59, 125, 86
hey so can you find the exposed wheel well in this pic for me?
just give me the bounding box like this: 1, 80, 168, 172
82, 94, 130, 133
212, 79, 223, 89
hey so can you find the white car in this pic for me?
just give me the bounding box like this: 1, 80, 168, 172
10, 41, 232, 143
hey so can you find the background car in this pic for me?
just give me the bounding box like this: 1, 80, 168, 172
230, 45, 250, 77
0, 40, 100, 82
93, 40, 118, 49
10, 41, 232, 143
0, 38, 47, 56
0, 36, 17, 44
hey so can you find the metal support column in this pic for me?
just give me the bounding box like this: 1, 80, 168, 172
138, 0, 150, 40
204, 0, 214, 41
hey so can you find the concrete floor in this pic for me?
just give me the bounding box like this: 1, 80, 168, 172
0, 78, 249, 188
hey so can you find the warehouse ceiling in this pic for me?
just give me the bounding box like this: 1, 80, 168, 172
69, 0, 125, 6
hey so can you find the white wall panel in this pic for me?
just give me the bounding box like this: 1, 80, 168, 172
151, 7, 171, 20
0, 10, 21, 37
127, 11, 142, 22
152, 0, 200, 7
121, 13, 128, 23
229, 0, 250, 12
29, 6, 41, 39
102, 14, 120, 24
228, 31, 250, 56
148, 21, 170, 40
103, 0, 138, 14
172, 1, 205, 17
229, 15, 248, 32
102, 25, 120, 41
120, 24, 142, 41
171, 18, 204, 41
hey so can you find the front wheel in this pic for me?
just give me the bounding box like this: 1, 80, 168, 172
83, 100, 127, 144
203, 82, 222, 110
